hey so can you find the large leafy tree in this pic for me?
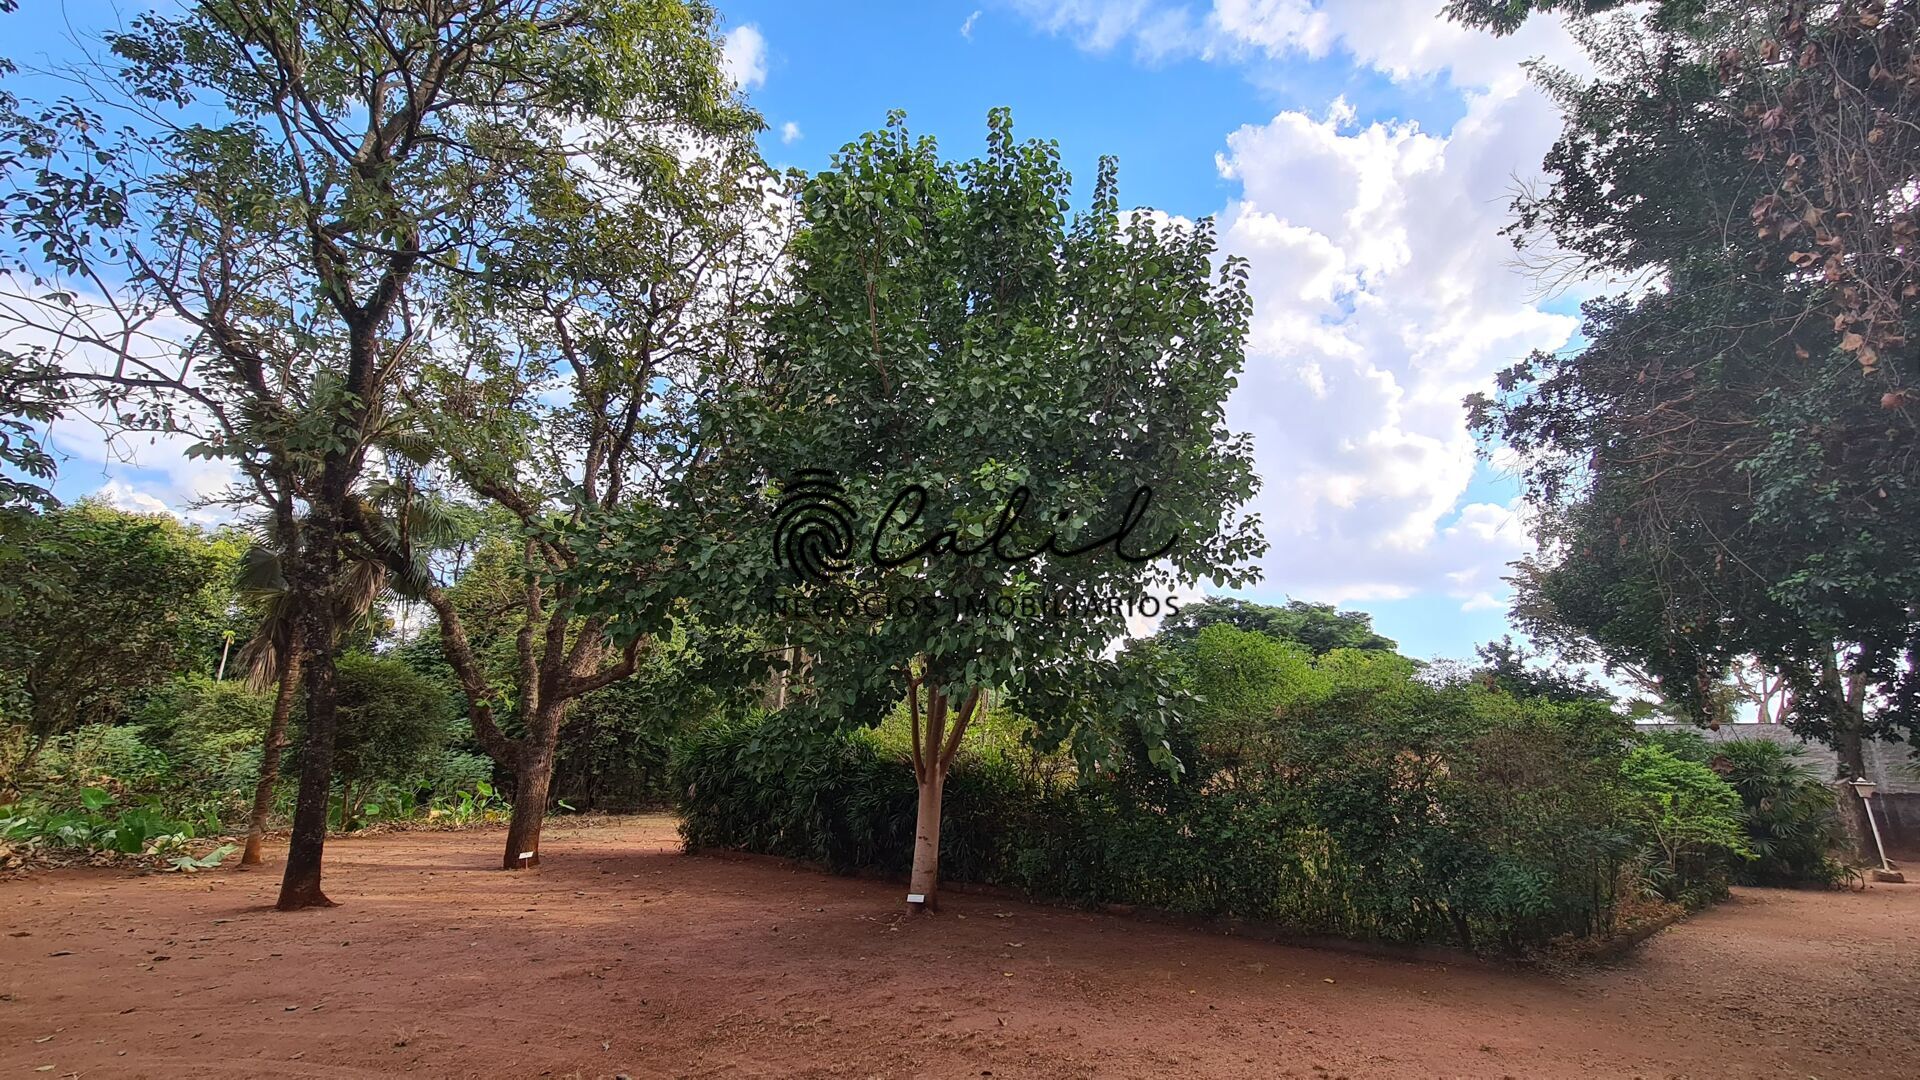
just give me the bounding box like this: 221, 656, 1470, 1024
1457, 0, 1920, 373
1180, 624, 1326, 776
2, 0, 751, 907
1462, 7, 1920, 819
719, 111, 1264, 910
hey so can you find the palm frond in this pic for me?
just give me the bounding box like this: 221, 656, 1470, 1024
340, 559, 389, 626
235, 543, 289, 598
239, 590, 295, 692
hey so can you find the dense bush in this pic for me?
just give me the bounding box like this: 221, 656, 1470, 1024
677, 644, 1752, 954
551, 657, 734, 812
0, 503, 239, 787
309, 653, 459, 826
138, 677, 276, 802
31, 723, 174, 793
1616, 744, 1752, 905
0, 785, 230, 864
1630, 730, 1851, 887
1710, 739, 1850, 887
3, 649, 495, 849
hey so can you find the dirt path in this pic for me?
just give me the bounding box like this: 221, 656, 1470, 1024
2, 817, 1915, 1079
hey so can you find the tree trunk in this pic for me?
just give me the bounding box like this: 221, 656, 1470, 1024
1837, 722, 1867, 781
242, 623, 304, 867
503, 743, 554, 870
1836, 724, 1877, 862
905, 681, 980, 914
907, 763, 948, 909
1824, 654, 1875, 863
276, 594, 339, 910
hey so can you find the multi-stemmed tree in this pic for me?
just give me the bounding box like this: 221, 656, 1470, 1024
388, 130, 773, 869
3, 0, 753, 907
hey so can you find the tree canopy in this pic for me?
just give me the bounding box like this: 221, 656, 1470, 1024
1156, 596, 1397, 655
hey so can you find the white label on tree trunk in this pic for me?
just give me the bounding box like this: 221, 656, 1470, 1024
906, 893, 926, 903
519, 852, 535, 860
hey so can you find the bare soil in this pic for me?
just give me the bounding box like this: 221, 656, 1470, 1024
2, 816, 1916, 1079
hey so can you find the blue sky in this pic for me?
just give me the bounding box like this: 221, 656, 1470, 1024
15, 1, 1601, 664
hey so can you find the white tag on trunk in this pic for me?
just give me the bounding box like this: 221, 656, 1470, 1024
906, 893, 926, 903
519, 852, 536, 860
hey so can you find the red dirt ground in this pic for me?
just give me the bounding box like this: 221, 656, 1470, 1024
2, 816, 1916, 1079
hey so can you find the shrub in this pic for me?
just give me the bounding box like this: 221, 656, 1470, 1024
15, 712, 257, 831
677, 638, 1768, 952
31, 723, 174, 794
677, 686, 1647, 954
1638, 728, 1711, 763
1617, 744, 1752, 905
0, 786, 220, 859
305, 653, 457, 827
1185, 625, 1323, 771
552, 674, 717, 812
1709, 739, 1849, 886
0, 504, 234, 768
422, 749, 496, 800
139, 676, 275, 801
676, 713, 913, 871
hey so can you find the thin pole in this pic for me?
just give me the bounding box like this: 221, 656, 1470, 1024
1862, 793, 1894, 873
216, 631, 234, 681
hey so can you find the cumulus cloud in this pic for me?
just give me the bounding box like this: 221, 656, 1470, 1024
50, 420, 242, 526
721, 25, 767, 91
962, 10, 984, 39
92, 479, 174, 517
1215, 83, 1577, 607
4, 282, 244, 525
992, 0, 1606, 628
780, 120, 802, 144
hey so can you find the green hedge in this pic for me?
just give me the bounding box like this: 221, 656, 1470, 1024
674, 697, 1671, 954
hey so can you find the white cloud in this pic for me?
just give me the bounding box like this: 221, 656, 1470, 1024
1002, 0, 1603, 631
0, 280, 244, 525
962, 10, 983, 39
50, 421, 242, 526
780, 120, 802, 145
92, 479, 174, 518
1214, 79, 1581, 610
721, 25, 767, 91
1011, 0, 1591, 86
